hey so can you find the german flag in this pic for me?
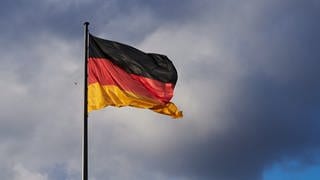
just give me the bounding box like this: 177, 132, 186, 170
88, 34, 183, 118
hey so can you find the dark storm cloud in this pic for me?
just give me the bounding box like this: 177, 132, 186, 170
0, 0, 209, 43
132, 1, 320, 180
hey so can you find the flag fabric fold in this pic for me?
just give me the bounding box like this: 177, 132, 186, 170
87, 34, 183, 118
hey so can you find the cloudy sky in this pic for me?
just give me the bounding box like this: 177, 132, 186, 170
1, 0, 320, 179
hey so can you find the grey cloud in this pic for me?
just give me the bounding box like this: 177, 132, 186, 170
153, 1, 320, 180
0, 0, 320, 180
92, 1, 320, 180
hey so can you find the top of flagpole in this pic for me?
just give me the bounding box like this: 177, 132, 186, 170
84, 22, 90, 26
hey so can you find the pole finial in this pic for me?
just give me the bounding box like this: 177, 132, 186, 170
84, 22, 90, 26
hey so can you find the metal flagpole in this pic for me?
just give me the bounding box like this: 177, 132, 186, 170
83, 21, 89, 180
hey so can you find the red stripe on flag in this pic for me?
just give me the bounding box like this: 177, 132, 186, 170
88, 58, 174, 102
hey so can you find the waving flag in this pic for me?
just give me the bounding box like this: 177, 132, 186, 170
87, 34, 182, 118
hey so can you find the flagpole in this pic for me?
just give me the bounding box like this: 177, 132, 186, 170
83, 21, 89, 180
